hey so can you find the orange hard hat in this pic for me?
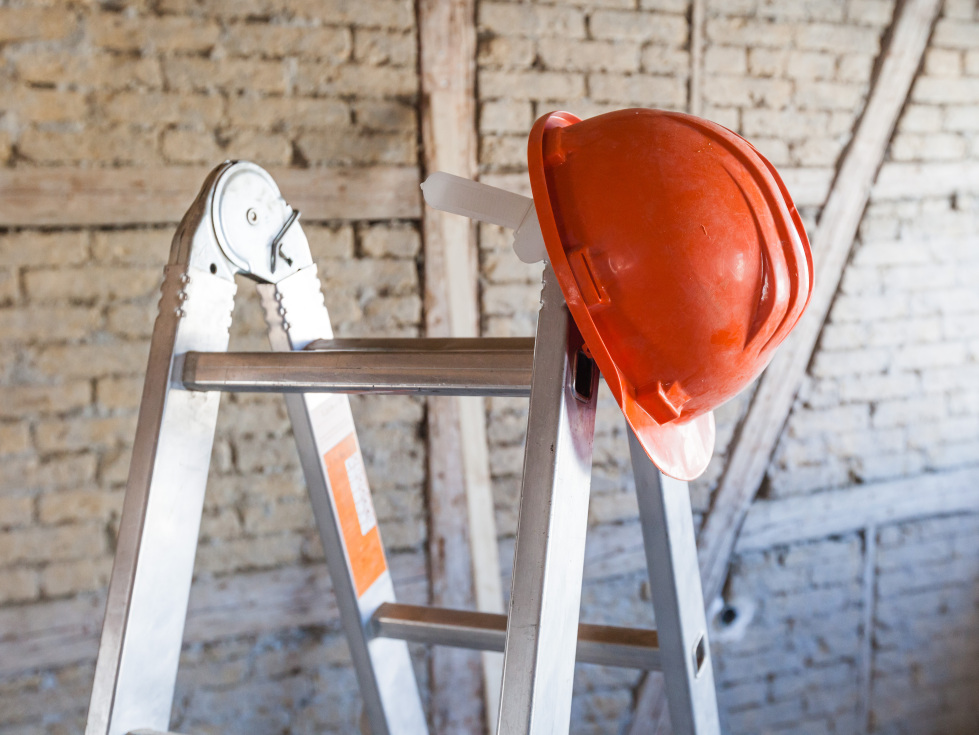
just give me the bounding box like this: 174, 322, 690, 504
528, 109, 813, 480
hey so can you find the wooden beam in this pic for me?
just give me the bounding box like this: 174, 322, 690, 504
697, 0, 942, 610
419, 1, 504, 733
736, 467, 979, 551
0, 165, 421, 226
630, 0, 942, 730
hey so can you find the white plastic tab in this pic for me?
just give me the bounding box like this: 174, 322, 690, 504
421, 172, 547, 264
512, 205, 547, 264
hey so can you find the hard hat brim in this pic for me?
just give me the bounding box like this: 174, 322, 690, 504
528, 110, 716, 481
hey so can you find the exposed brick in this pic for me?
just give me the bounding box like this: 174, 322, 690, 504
295, 63, 417, 97
873, 396, 947, 429
702, 75, 793, 108
0, 524, 104, 565
795, 81, 865, 111
0, 306, 101, 342
226, 24, 353, 61
0, 7, 76, 42
477, 35, 536, 70
932, 19, 979, 50
847, 0, 893, 26
6, 89, 87, 124
18, 127, 163, 166
223, 129, 293, 166
15, 51, 163, 90
34, 415, 135, 453
91, 230, 170, 266
640, 45, 690, 76
480, 70, 585, 102
479, 3, 585, 39
353, 29, 415, 67
296, 129, 415, 166
353, 100, 413, 132
538, 39, 640, 73
0, 568, 39, 604
912, 77, 979, 105
0, 232, 89, 268
23, 266, 161, 304
706, 17, 796, 49
925, 48, 964, 77
164, 57, 289, 95
0, 423, 31, 456
38, 489, 123, 524
30, 341, 150, 379
0, 381, 91, 419
480, 100, 534, 134
40, 557, 113, 597
837, 53, 875, 83
705, 46, 748, 75
796, 22, 881, 54
91, 14, 220, 52
590, 10, 688, 45
945, 105, 979, 132
230, 95, 349, 130
588, 73, 687, 108
360, 224, 420, 258
103, 92, 225, 127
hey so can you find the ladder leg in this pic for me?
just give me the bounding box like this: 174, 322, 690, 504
628, 430, 721, 735
257, 266, 427, 735
86, 265, 237, 735
497, 264, 599, 734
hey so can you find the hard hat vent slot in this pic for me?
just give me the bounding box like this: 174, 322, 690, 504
569, 250, 610, 309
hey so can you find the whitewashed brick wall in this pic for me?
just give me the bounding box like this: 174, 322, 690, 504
2, 0, 979, 733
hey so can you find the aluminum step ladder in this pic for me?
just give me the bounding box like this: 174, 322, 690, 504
85, 161, 720, 735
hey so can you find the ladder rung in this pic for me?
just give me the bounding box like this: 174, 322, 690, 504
182, 338, 534, 396
371, 603, 662, 671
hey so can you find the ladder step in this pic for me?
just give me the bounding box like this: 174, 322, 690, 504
371, 603, 662, 671
182, 338, 534, 396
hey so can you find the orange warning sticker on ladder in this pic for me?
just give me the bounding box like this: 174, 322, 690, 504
324, 434, 387, 597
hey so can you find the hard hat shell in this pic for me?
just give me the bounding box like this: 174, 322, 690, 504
528, 109, 813, 480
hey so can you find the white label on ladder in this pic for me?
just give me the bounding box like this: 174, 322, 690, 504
345, 452, 377, 536
311, 394, 388, 596
310, 394, 357, 452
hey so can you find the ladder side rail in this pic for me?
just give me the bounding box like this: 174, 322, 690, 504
87, 172, 238, 735
257, 265, 428, 735
497, 265, 600, 734
628, 430, 721, 735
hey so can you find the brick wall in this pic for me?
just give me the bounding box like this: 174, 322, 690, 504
0, 1, 427, 732
3, 0, 979, 733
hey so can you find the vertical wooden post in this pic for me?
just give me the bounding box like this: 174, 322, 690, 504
418, 1, 504, 732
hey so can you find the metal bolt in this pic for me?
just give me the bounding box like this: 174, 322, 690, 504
246, 208, 259, 225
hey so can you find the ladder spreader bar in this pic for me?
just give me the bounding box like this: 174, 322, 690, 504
371, 603, 662, 671
182, 338, 535, 396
